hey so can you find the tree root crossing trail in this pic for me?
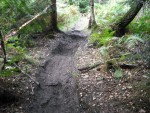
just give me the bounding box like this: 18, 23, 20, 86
27, 31, 88, 113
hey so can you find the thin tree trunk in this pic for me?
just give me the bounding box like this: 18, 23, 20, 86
47, 0, 60, 32
88, 0, 97, 28
112, 0, 146, 37
0, 31, 7, 70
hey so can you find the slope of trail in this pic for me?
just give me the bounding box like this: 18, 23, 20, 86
27, 31, 89, 113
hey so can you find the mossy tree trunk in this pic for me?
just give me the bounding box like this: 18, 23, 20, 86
88, 0, 97, 28
112, 0, 146, 37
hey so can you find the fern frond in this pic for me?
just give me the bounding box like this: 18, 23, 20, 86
125, 35, 144, 49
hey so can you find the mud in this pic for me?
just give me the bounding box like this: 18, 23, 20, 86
27, 31, 88, 113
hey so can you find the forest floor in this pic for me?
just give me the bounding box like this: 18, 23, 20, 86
75, 41, 150, 113
0, 16, 150, 113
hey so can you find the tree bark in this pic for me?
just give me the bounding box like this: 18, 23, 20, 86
47, 0, 60, 32
0, 31, 7, 70
112, 0, 146, 37
88, 0, 97, 28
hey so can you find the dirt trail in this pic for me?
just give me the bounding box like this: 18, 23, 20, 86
71, 16, 89, 31
27, 32, 88, 113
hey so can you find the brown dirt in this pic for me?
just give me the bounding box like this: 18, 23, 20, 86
75, 43, 150, 113
0, 30, 149, 113
0, 35, 51, 113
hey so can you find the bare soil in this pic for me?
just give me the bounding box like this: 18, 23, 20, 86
75, 40, 150, 113
0, 16, 150, 113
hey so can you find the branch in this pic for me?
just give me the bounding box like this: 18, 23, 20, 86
5, 5, 51, 40
13, 63, 40, 86
78, 62, 102, 73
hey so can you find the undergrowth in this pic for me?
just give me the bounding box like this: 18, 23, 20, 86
90, 0, 149, 79
0, 35, 36, 77
57, 4, 80, 31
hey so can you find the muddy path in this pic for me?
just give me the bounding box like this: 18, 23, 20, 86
27, 31, 88, 113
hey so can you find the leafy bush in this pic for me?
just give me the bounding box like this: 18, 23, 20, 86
129, 9, 150, 35
125, 34, 144, 49
79, 0, 89, 13
90, 29, 115, 46
94, 0, 129, 27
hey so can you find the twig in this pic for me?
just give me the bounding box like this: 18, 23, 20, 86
13, 63, 40, 86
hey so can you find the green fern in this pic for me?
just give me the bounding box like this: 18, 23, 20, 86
90, 29, 115, 46
99, 46, 109, 58
125, 35, 144, 49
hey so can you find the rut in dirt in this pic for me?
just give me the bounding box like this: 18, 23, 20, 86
27, 31, 88, 113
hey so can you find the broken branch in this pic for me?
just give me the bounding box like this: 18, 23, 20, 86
13, 63, 40, 86
4, 5, 51, 40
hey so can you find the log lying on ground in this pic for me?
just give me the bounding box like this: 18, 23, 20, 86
78, 62, 103, 73
78, 61, 138, 73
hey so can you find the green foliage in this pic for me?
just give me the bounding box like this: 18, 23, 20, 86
0, 67, 20, 77
6, 39, 26, 64
94, 0, 129, 27
68, 0, 75, 5
129, 9, 150, 35
99, 46, 109, 58
0, 0, 31, 31
90, 29, 115, 46
0, 0, 53, 35
79, 0, 89, 13
114, 68, 123, 79
125, 34, 144, 49
57, 5, 80, 31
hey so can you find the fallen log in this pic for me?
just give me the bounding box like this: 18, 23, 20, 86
78, 62, 102, 73
78, 61, 139, 73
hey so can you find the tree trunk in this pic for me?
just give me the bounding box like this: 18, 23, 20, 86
47, 0, 60, 32
112, 0, 146, 37
0, 31, 7, 70
88, 0, 97, 28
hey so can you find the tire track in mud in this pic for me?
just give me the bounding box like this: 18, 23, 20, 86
27, 31, 88, 113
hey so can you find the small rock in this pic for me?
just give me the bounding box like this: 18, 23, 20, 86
83, 75, 89, 79
139, 109, 146, 113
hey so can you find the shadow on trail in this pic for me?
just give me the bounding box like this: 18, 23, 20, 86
27, 31, 88, 113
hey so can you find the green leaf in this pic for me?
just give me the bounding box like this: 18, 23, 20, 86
120, 54, 126, 61
99, 46, 109, 58
114, 69, 123, 79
